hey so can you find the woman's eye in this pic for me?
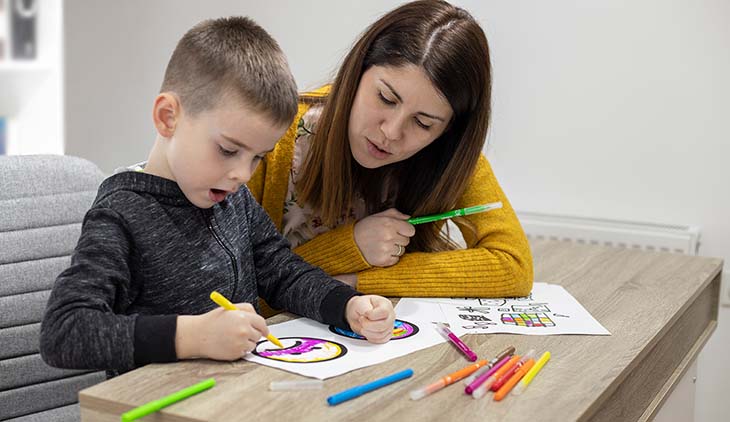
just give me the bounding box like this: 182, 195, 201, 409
415, 118, 432, 130
218, 146, 237, 157
378, 92, 396, 105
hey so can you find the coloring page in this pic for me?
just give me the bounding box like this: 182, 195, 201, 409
245, 301, 450, 379
402, 283, 610, 335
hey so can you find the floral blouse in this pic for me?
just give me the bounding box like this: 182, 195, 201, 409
281, 105, 366, 248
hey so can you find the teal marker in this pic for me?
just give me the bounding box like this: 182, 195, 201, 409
121, 378, 215, 421
407, 201, 503, 225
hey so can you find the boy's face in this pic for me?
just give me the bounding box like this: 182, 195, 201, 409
165, 96, 288, 208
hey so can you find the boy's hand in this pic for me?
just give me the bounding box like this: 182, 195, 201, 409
345, 295, 395, 344
176, 303, 268, 361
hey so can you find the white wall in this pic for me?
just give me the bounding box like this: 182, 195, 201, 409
64, 1, 729, 419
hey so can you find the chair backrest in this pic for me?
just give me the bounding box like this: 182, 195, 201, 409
0, 155, 107, 421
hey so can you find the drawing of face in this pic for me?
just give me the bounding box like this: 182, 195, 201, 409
329, 319, 419, 340
252, 337, 347, 363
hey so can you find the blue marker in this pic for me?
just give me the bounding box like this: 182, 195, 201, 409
327, 369, 414, 406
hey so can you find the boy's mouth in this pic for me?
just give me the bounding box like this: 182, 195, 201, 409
209, 188, 229, 203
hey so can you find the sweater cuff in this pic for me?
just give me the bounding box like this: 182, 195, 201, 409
319, 285, 361, 330
294, 223, 372, 275
133, 315, 178, 365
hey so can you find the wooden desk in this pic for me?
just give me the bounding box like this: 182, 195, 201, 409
78, 240, 722, 421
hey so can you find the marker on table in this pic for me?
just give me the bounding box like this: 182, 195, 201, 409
434, 322, 477, 362
120, 378, 215, 422
471, 354, 521, 399
407, 202, 503, 225
464, 354, 511, 395
491, 350, 536, 391
512, 351, 551, 396
327, 369, 413, 406
269, 379, 324, 391
463, 346, 515, 386
494, 358, 535, 401
410, 359, 489, 400
210, 291, 284, 348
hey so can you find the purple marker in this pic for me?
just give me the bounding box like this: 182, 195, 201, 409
435, 322, 478, 362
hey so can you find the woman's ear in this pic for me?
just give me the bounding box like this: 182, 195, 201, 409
152, 93, 181, 138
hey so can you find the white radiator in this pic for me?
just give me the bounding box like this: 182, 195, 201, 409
517, 211, 701, 255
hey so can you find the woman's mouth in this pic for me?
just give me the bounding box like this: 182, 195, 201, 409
366, 139, 392, 160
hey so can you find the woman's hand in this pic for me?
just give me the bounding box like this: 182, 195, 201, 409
353, 208, 415, 267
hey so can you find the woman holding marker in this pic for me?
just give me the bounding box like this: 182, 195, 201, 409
248, 0, 532, 301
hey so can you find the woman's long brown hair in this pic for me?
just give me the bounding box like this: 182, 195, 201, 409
299, 0, 491, 252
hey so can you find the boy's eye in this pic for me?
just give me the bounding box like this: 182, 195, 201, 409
219, 145, 237, 157
378, 92, 396, 106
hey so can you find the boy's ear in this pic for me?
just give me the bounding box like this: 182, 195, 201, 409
152, 93, 181, 138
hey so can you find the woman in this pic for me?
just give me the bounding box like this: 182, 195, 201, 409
248, 0, 532, 299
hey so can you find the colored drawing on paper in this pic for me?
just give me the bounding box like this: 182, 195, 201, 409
252, 337, 347, 363
501, 313, 555, 327
329, 319, 419, 340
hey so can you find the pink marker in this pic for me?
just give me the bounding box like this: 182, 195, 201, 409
465, 354, 512, 394
435, 322, 477, 362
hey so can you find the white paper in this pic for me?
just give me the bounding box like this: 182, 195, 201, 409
402, 282, 610, 336
244, 302, 448, 379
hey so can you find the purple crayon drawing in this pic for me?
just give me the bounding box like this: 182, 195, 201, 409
252, 337, 347, 363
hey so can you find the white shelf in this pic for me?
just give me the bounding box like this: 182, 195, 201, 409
0, 61, 51, 72
0, 0, 63, 156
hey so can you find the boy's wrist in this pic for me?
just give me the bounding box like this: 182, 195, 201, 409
175, 315, 201, 359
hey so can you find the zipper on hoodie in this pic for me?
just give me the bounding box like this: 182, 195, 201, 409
202, 209, 239, 298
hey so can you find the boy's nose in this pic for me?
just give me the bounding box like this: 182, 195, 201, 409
228, 165, 251, 184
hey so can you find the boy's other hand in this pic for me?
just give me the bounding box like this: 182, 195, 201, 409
345, 295, 395, 344
175, 303, 268, 361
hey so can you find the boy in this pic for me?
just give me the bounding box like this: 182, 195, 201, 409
40, 17, 395, 376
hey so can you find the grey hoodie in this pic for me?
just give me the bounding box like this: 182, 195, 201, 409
40, 170, 357, 374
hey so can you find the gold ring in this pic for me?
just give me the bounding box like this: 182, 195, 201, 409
396, 244, 404, 257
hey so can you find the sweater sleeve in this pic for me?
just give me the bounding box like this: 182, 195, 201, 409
244, 189, 358, 328
293, 223, 372, 275
356, 155, 534, 298
39, 208, 177, 372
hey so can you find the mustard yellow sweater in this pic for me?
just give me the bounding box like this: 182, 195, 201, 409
248, 97, 533, 298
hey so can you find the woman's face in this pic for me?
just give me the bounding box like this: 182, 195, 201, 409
348, 64, 454, 169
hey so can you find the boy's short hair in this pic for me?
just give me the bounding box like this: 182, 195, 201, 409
161, 16, 297, 126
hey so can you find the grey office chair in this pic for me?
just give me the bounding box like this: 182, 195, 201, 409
0, 155, 106, 421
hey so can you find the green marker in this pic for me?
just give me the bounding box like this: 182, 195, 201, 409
407, 201, 503, 225
121, 378, 215, 422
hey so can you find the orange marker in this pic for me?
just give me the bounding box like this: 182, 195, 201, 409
494, 358, 536, 401
410, 359, 489, 400
491, 350, 536, 391
472, 354, 521, 399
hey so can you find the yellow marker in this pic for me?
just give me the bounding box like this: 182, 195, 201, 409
209, 291, 284, 348
512, 351, 551, 395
